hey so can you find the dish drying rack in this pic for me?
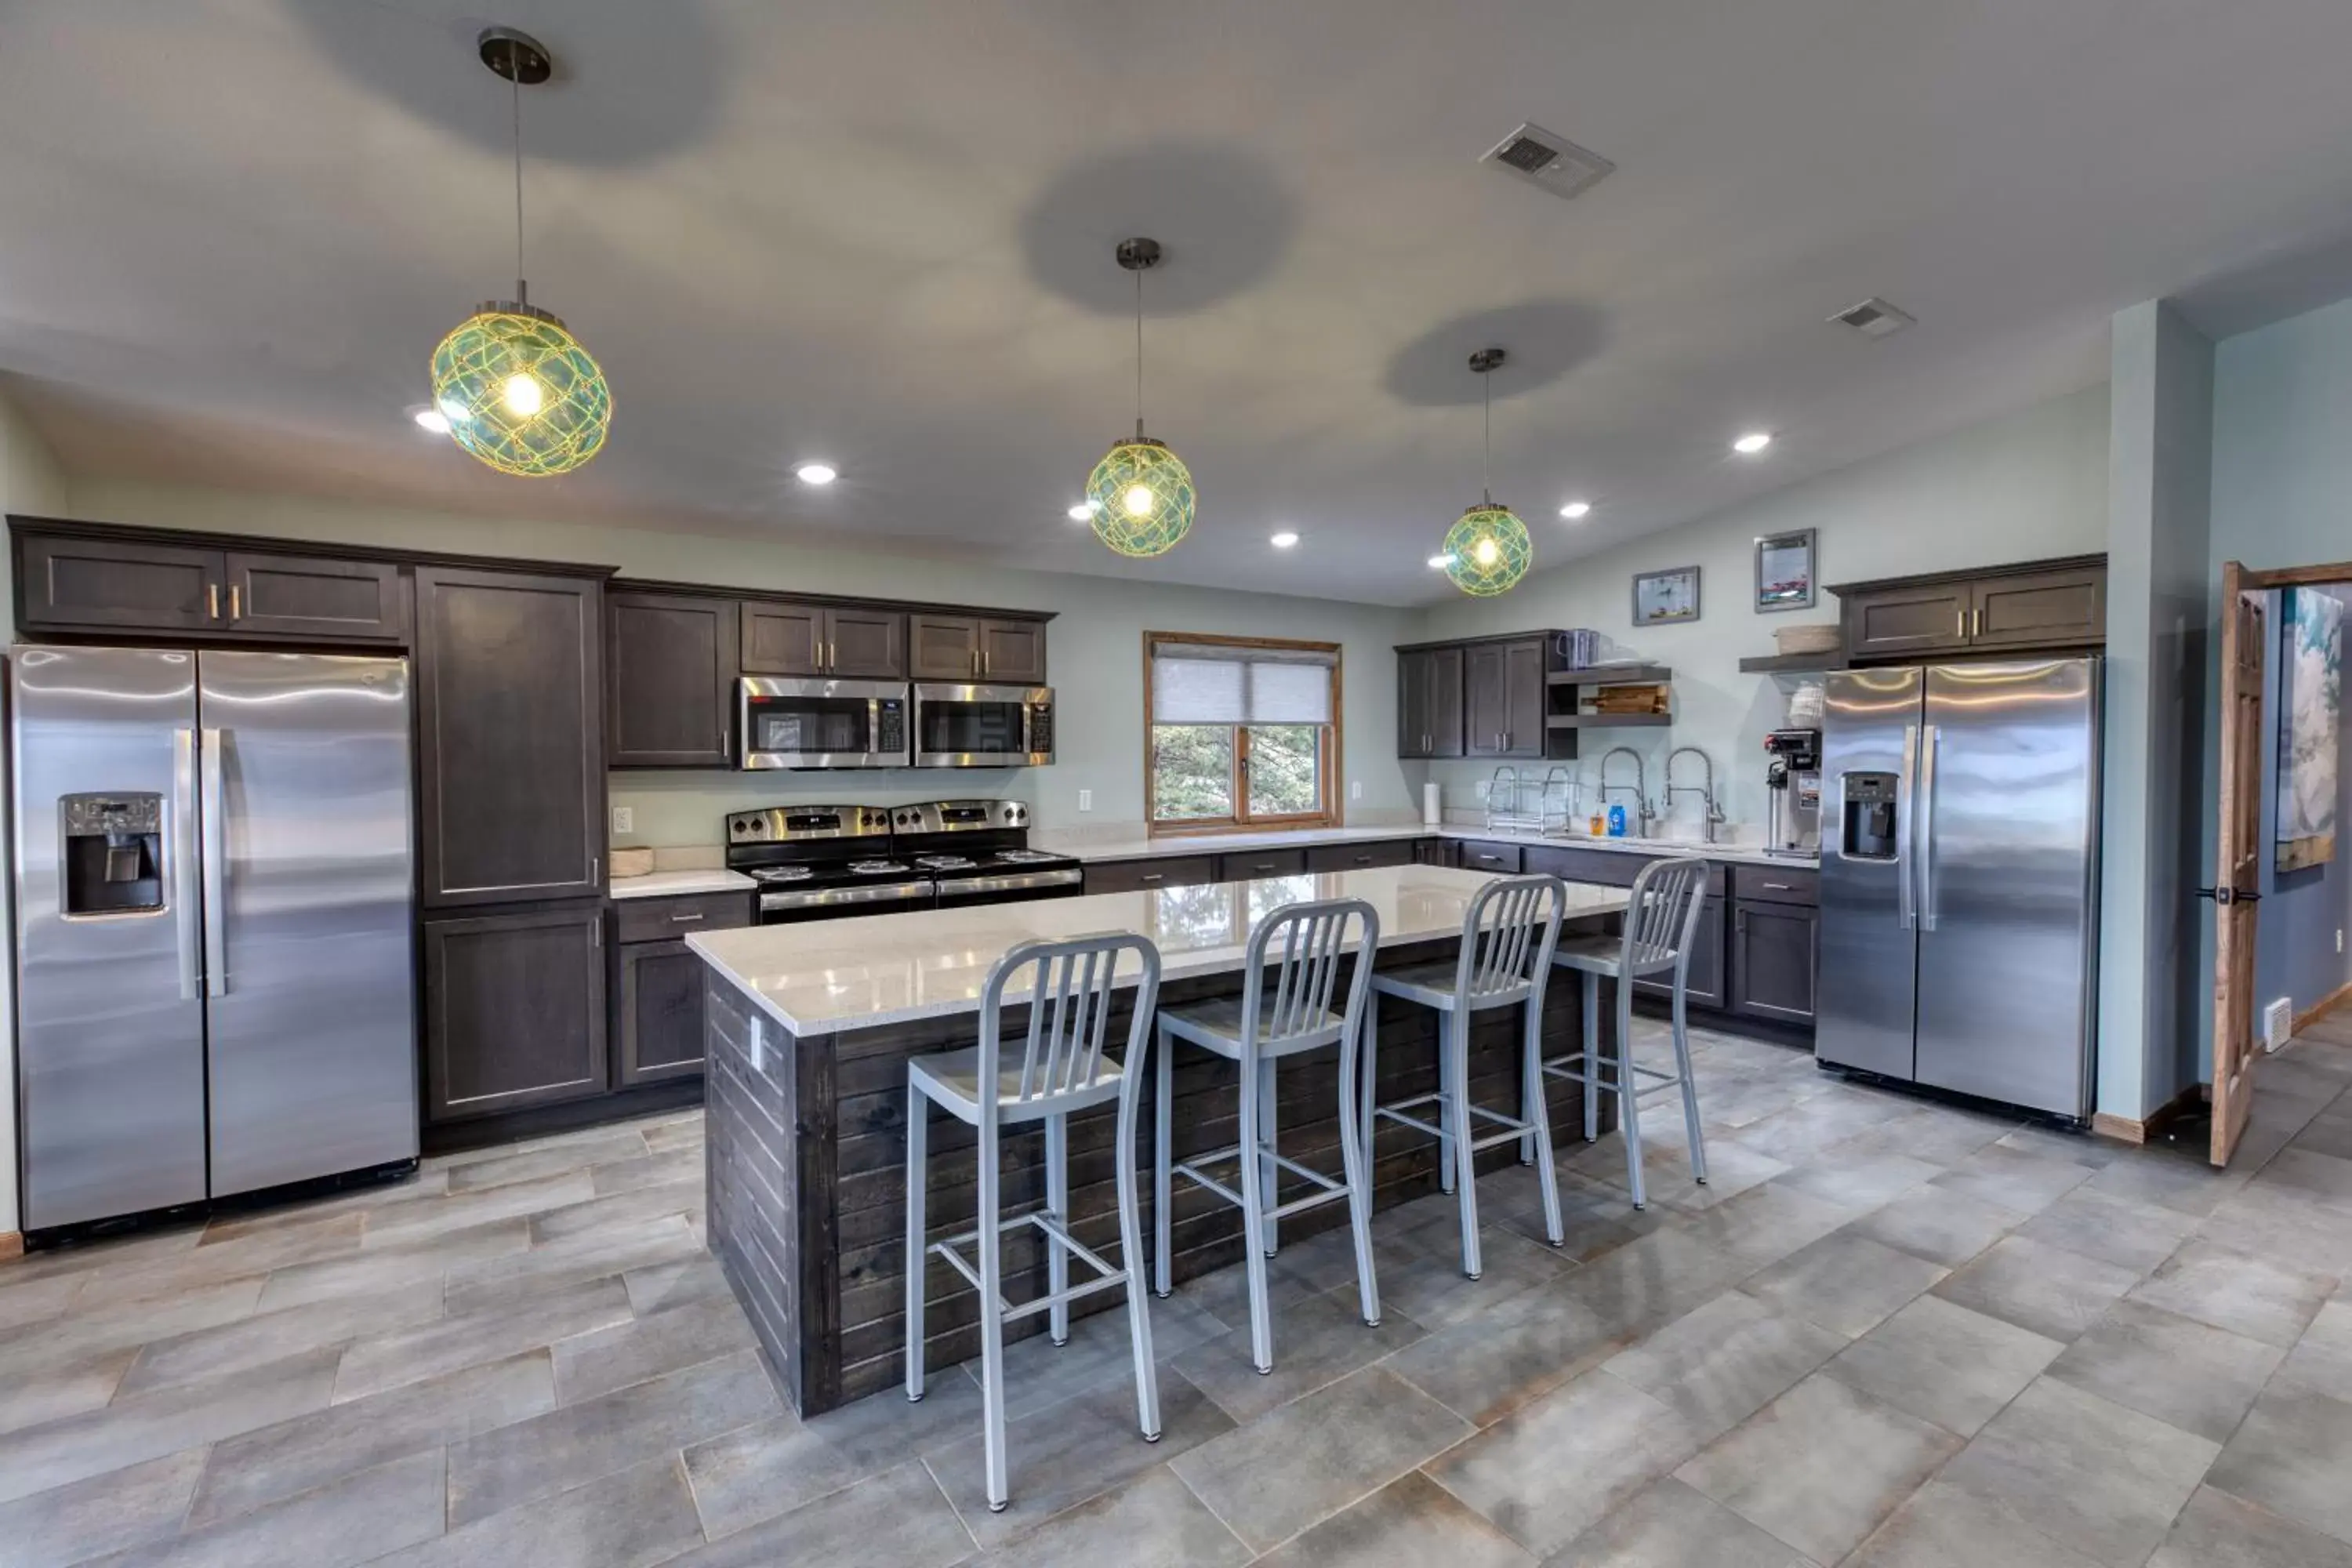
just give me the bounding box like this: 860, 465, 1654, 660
1482, 766, 1578, 837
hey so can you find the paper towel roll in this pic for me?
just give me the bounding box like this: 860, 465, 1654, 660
1423, 780, 1443, 828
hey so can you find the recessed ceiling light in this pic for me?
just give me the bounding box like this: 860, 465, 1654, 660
1559, 500, 1592, 521
412, 407, 450, 434
796, 463, 838, 485
1270, 531, 1299, 549
1066, 503, 1095, 521
1732, 432, 1773, 456
1427, 553, 1454, 570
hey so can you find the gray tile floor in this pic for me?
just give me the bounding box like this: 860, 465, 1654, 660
8, 1017, 2352, 1566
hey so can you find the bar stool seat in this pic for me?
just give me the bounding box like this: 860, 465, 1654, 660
1366, 873, 1569, 1281
907, 1048, 1126, 1121
1541, 855, 1712, 1210
1154, 896, 1381, 1375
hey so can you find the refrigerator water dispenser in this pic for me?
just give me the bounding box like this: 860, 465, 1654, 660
60, 793, 164, 915
1838, 773, 1900, 860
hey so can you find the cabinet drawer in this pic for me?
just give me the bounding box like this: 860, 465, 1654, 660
1305, 840, 1416, 873
1217, 848, 1309, 881
614, 891, 754, 945
1523, 844, 1729, 897
1733, 865, 1818, 906
1084, 855, 1218, 895
1457, 841, 1523, 875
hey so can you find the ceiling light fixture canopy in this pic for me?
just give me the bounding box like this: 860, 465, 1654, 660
1085, 238, 1194, 558
429, 27, 612, 479
1443, 348, 1531, 597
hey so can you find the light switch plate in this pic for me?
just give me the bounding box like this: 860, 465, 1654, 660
1350, 780, 1363, 801
611, 806, 633, 835
1078, 789, 1093, 812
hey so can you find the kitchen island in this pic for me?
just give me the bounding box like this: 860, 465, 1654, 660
688, 864, 1631, 1416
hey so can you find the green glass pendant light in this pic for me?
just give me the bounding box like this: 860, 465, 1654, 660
429, 27, 612, 478
1086, 238, 1195, 557
1442, 347, 1531, 597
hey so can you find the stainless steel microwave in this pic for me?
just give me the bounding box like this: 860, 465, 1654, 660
911, 684, 1054, 768
738, 677, 909, 769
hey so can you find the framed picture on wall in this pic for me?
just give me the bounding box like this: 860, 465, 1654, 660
1755, 528, 1817, 612
2278, 586, 2343, 873
1632, 565, 1701, 626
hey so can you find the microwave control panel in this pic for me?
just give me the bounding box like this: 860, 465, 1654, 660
1027, 702, 1053, 754
876, 697, 907, 754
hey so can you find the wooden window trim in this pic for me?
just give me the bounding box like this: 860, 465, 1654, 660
1142, 631, 1344, 837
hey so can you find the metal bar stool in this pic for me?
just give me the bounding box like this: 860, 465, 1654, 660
1152, 896, 1381, 1374
1367, 873, 1569, 1279
904, 931, 1163, 1513
1542, 855, 1711, 1210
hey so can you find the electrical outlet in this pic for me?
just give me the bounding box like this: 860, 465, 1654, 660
1350, 780, 1363, 801
2339, 928, 2344, 955
1077, 789, 1093, 812
610, 806, 634, 836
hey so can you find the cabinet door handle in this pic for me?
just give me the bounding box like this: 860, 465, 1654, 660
227, 584, 241, 621
208, 583, 221, 619
1141, 873, 1164, 884
1762, 881, 1794, 891
1353, 854, 1373, 865
1956, 608, 1966, 638
591, 914, 603, 946
1974, 608, 1985, 637
671, 911, 705, 923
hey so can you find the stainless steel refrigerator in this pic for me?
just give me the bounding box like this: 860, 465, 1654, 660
11, 646, 416, 1232
1817, 658, 2101, 1118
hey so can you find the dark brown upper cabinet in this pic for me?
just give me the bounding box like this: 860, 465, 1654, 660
1464, 638, 1546, 758
1832, 555, 2105, 662
19, 534, 230, 634
740, 600, 906, 679
223, 552, 405, 643
1396, 645, 1465, 760
608, 590, 739, 768
909, 612, 1049, 683
415, 565, 607, 908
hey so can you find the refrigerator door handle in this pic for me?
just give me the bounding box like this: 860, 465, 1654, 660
1915, 724, 1940, 932
200, 727, 229, 996
1896, 724, 1920, 930
173, 727, 202, 1000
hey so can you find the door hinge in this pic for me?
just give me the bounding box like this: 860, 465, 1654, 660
2196, 885, 2262, 906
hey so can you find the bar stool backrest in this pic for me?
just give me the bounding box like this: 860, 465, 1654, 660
1622, 856, 1711, 981
1455, 873, 1569, 1004
980, 932, 1163, 1124
1240, 896, 1381, 1051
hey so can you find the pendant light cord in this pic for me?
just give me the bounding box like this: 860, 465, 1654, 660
1134, 266, 1145, 441
1482, 367, 1494, 505
510, 64, 526, 302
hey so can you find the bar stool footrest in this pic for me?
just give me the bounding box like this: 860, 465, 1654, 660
927, 1208, 1129, 1318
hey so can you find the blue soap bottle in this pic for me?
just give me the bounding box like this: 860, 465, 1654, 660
1606, 802, 1628, 837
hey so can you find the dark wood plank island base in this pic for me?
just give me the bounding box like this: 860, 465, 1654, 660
702, 918, 1621, 1417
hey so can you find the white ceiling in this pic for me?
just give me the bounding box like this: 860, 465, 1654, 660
4, 0, 2352, 604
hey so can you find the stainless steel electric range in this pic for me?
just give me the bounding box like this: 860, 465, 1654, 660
723, 800, 1082, 924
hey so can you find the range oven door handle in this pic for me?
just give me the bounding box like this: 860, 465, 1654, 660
759, 880, 935, 913
935, 869, 1084, 898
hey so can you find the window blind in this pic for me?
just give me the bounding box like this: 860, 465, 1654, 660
1152, 645, 1336, 725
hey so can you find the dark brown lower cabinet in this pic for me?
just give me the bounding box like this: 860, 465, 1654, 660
1215, 848, 1310, 881
1632, 895, 1726, 1011
1083, 855, 1218, 895
617, 941, 711, 1087
423, 902, 609, 1123
1414, 838, 1458, 867
1730, 898, 1818, 1025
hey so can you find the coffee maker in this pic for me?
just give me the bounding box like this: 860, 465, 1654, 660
1762, 729, 1821, 856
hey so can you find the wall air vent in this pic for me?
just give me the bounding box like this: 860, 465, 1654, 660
1832, 297, 1918, 339
2264, 996, 2295, 1051
1479, 122, 1614, 200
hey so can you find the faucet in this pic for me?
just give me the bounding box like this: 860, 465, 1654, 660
1597, 746, 1655, 837
1664, 746, 1727, 844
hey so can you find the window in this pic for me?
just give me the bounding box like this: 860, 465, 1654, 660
1145, 633, 1341, 832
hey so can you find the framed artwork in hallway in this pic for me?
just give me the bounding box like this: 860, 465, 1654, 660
2278, 585, 2343, 873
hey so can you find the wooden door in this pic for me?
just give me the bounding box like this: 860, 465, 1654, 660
414, 567, 606, 907
1501, 638, 1546, 756
822, 608, 906, 677
1843, 583, 1973, 659
1971, 566, 2107, 649
979, 619, 1047, 683
617, 939, 708, 1086
423, 904, 609, 1121
1464, 644, 1508, 756
2211, 564, 2266, 1166
17, 534, 227, 633
223, 552, 406, 642
1428, 645, 1465, 757
608, 591, 738, 767
907, 612, 982, 680
741, 601, 824, 675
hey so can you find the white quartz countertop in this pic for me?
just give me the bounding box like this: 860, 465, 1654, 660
1033, 823, 1815, 871
688, 864, 1632, 1036
608, 869, 759, 902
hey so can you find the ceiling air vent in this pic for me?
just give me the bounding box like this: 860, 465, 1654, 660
1831, 297, 1918, 339
1479, 122, 1614, 200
